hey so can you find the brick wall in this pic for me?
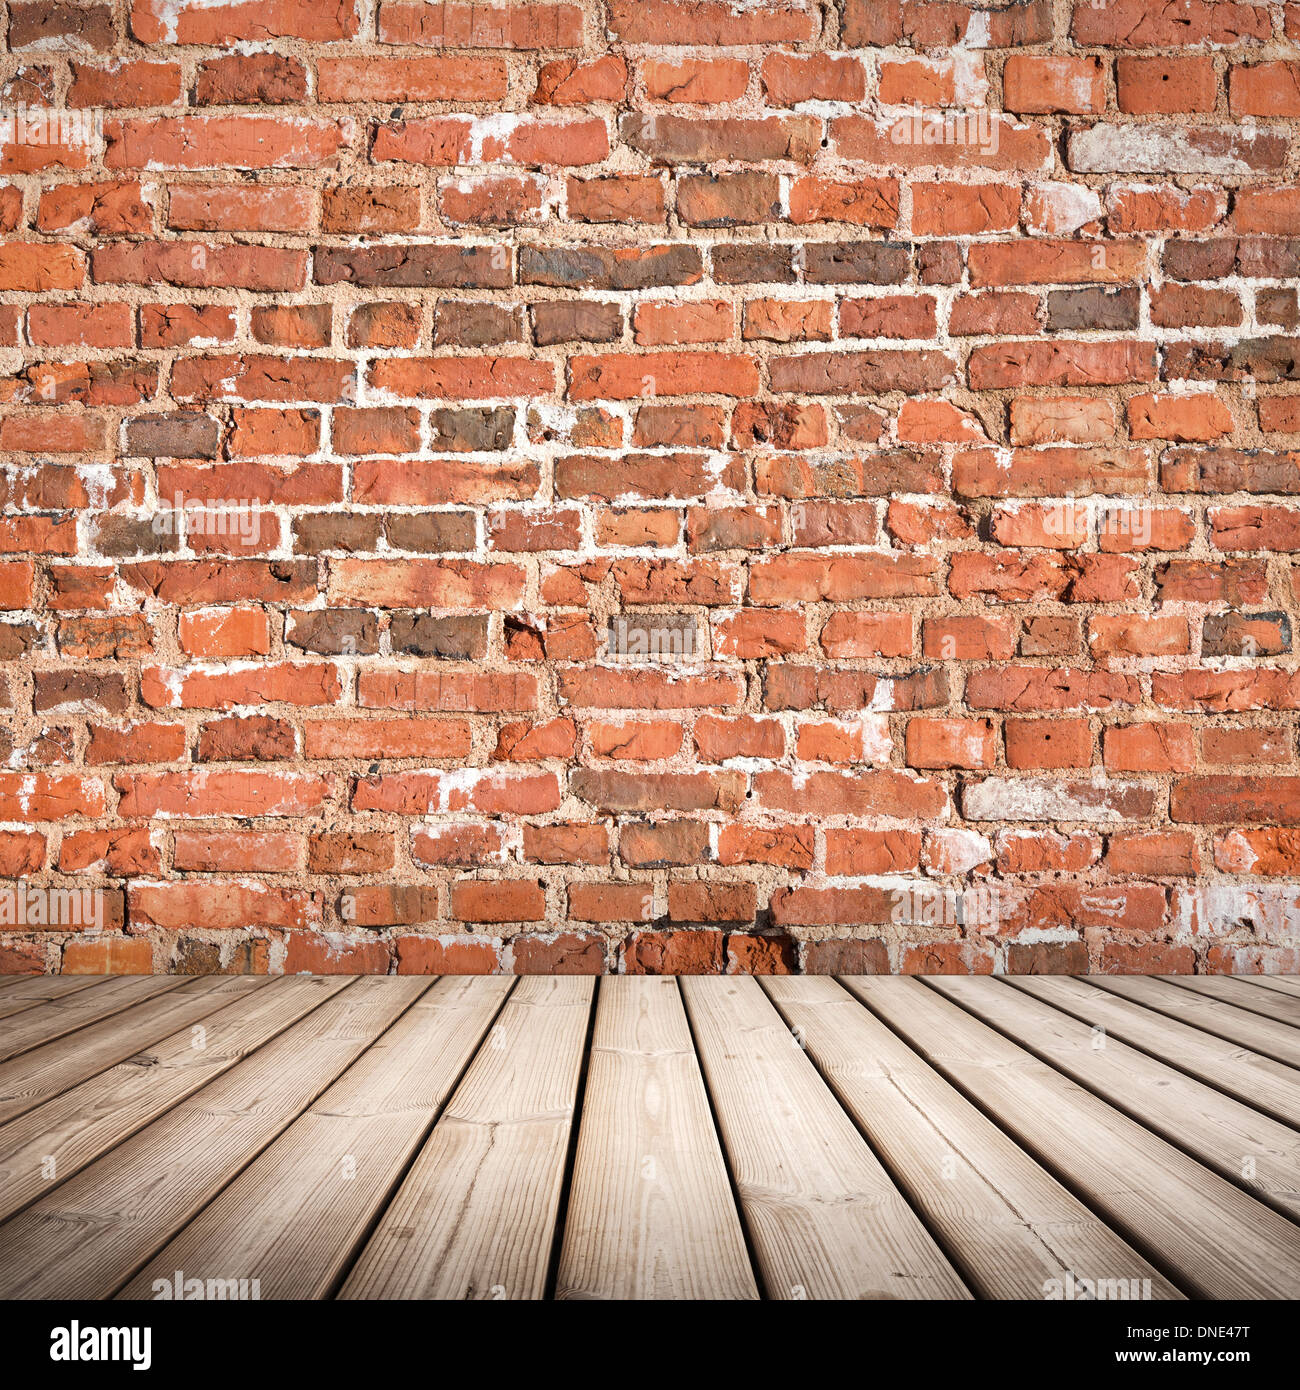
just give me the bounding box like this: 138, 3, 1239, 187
2, 0, 1299, 976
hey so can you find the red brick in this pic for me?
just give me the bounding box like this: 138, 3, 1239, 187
1004, 56, 1105, 114
762, 53, 864, 105
132, 882, 319, 931
1108, 184, 1225, 234
0, 244, 84, 291
621, 930, 724, 974
900, 943, 995, 976
789, 176, 899, 228
727, 934, 797, 974
380, 2, 584, 47
1071, 0, 1270, 47
116, 770, 327, 818
905, 718, 996, 770
1118, 56, 1217, 114
1109, 832, 1199, 877
568, 352, 758, 400
106, 116, 349, 169
569, 883, 654, 923
396, 936, 501, 974
284, 934, 390, 975
566, 176, 665, 223
643, 57, 747, 104
63, 937, 154, 974
1231, 62, 1300, 117
320, 56, 507, 102
1104, 723, 1197, 773
511, 933, 607, 973
611, 0, 810, 44
175, 831, 301, 874
28, 305, 133, 349
1005, 719, 1093, 770
717, 826, 813, 870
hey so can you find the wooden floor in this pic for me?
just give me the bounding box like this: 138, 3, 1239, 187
1, 972, 1299, 1300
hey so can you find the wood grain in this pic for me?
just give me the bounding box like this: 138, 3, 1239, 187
0, 977, 183, 1063
682, 975, 969, 1300
1007, 974, 1300, 1129
0, 977, 423, 1299
1166, 975, 1300, 1028
0, 976, 261, 1125
848, 976, 1300, 1300
2, 974, 1298, 1302
932, 976, 1300, 1224
1091, 975, 1300, 1069
340, 976, 593, 1301
556, 976, 757, 1300
0, 976, 333, 1224
0, 976, 103, 1022
119, 976, 514, 1300
762, 975, 1179, 1300
1243, 977, 1300, 1000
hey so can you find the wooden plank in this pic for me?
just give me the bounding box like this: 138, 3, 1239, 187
681, 976, 969, 1300
556, 977, 758, 1301
1007, 975, 1300, 1130
0, 976, 263, 1124
0, 976, 103, 1022
761, 976, 1180, 1300
340, 976, 593, 1301
0, 977, 340, 1225
846, 976, 1300, 1300
118, 977, 515, 1301
0, 976, 427, 1299
1165, 975, 1300, 1028
0, 976, 183, 1062
1236, 976, 1300, 1000
1090, 975, 1300, 1070
931, 976, 1300, 1224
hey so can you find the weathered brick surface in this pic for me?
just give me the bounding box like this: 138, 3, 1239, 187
1, 0, 1299, 975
